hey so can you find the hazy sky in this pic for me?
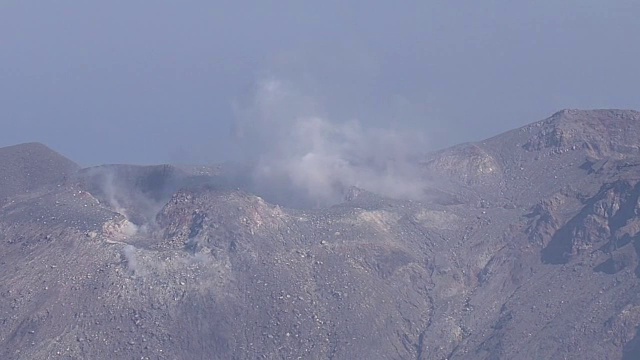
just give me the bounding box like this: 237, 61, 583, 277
1, 1, 639, 166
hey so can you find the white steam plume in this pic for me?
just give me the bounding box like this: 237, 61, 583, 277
122, 244, 140, 275
102, 170, 129, 218
234, 78, 427, 207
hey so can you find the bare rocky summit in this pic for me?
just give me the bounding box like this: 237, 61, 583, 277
1, 109, 640, 359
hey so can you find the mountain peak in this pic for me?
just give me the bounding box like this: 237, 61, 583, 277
520, 109, 640, 158
0, 142, 79, 201
549, 108, 640, 121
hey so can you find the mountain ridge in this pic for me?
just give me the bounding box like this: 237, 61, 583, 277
2, 109, 640, 359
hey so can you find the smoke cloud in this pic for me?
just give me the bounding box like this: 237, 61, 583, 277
234, 78, 428, 208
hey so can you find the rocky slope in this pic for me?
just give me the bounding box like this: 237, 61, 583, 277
1, 109, 640, 359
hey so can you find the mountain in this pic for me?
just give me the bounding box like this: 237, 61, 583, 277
0, 142, 79, 202
1, 109, 640, 359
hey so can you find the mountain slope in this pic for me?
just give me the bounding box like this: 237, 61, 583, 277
1, 109, 640, 359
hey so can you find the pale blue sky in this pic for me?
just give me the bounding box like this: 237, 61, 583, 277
1, 1, 639, 165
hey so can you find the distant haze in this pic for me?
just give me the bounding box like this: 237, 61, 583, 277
1, 1, 639, 166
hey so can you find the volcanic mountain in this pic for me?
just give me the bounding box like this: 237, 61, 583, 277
2, 109, 640, 359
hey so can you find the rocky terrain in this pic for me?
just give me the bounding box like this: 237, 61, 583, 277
2, 109, 640, 359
